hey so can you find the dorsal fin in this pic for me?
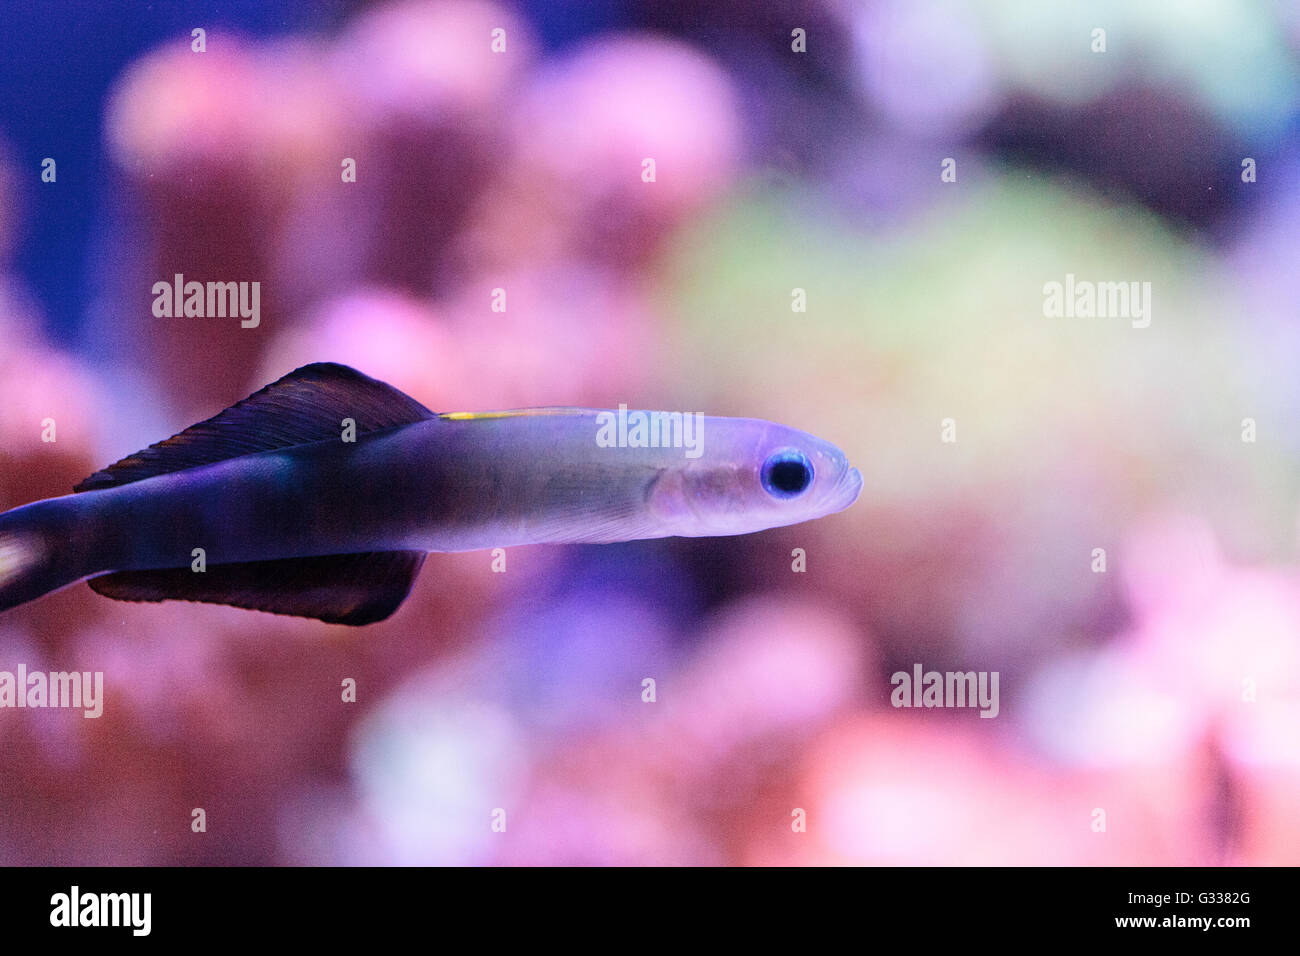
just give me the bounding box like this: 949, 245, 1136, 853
87, 551, 427, 626
75, 363, 434, 492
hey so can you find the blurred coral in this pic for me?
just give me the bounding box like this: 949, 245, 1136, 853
1, 0, 1299, 866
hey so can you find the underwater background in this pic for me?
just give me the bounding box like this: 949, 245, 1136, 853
2, 0, 1300, 864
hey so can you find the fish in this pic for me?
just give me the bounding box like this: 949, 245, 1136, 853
0, 363, 862, 625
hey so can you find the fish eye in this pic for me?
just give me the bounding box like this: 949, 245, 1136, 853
761, 449, 813, 498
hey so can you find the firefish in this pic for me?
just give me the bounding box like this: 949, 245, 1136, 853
0, 363, 861, 625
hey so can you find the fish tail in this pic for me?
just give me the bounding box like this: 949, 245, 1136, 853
0, 501, 87, 614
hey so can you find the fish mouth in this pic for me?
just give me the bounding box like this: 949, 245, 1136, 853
830, 466, 863, 511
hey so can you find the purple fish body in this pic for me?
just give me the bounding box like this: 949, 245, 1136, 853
0, 364, 860, 624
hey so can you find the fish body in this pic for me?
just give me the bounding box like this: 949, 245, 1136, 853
0, 364, 860, 624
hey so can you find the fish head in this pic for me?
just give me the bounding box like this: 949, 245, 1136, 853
647, 417, 862, 537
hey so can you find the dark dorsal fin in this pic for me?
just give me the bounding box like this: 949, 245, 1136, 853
88, 551, 427, 626
75, 362, 435, 492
